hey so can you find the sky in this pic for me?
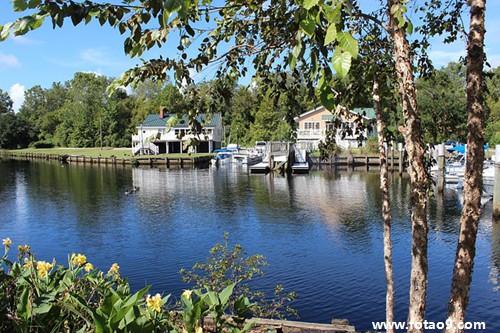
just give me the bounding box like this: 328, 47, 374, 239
1, 1, 500, 112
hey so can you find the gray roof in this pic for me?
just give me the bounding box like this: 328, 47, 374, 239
139, 113, 221, 128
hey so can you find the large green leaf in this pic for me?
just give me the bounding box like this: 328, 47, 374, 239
219, 283, 235, 306
324, 4, 341, 24
319, 86, 336, 111
13, 0, 28, 12
302, 0, 319, 10
299, 17, 315, 37
0, 23, 13, 41
332, 49, 352, 78
324, 23, 337, 46
337, 32, 358, 59
318, 74, 336, 111
16, 288, 31, 320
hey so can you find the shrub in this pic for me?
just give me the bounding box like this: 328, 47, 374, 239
31, 140, 54, 149
365, 135, 379, 154
179, 232, 298, 319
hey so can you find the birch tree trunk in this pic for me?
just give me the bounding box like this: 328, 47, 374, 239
445, 1, 486, 332
387, 1, 430, 332
373, 73, 395, 333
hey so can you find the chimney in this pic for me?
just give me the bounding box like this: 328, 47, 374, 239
159, 107, 166, 119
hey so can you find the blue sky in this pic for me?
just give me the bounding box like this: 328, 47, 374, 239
1, 1, 500, 112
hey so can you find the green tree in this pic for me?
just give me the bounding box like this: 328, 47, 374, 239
0, 113, 32, 149
0, 89, 13, 114
227, 86, 256, 146
56, 72, 109, 147
101, 88, 135, 147
417, 62, 467, 144
18, 82, 69, 144
485, 66, 500, 144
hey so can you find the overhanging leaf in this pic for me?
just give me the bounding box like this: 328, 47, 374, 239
319, 86, 336, 111
332, 50, 352, 78
302, 0, 319, 10
337, 32, 358, 59
13, 0, 28, 12
299, 17, 315, 37
324, 23, 337, 46
0, 23, 14, 41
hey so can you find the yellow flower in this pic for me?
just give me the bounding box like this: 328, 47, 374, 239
71, 253, 87, 266
108, 263, 120, 275
36, 261, 54, 278
195, 327, 203, 333
2, 238, 12, 247
146, 293, 163, 312
182, 289, 193, 300
84, 263, 94, 272
23, 258, 32, 270
18, 245, 31, 254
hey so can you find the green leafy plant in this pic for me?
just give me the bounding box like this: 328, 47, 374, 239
0, 238, 256, 333
179, 233, 298, 319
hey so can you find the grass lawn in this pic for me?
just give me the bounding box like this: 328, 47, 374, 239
5, 148, 213, 159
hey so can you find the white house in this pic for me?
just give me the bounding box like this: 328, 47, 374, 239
294, 105, 376, 150
131, 108, 223, 155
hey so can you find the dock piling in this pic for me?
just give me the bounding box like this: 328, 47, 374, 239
398, 143, 404, 175
437, 144, 445, 193
493, 145, 500, 221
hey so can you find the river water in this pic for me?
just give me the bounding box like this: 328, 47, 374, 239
0, 160, 498, 332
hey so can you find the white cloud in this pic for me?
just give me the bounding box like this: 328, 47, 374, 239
80, 48, 117, 67
0, 52, 21, 67
12, 35, 41, 45
9, 83, 25, 113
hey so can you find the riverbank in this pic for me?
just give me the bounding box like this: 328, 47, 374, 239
0, 148, 213, 167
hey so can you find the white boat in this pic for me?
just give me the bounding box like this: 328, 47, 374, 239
211, 151, 233, 166
232, 151, 263, 165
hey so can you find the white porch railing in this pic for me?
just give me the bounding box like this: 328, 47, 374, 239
296, 129, 326, 139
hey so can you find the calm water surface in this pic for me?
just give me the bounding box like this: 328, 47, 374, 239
0, 160, 499, 332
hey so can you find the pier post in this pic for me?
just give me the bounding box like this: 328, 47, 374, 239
437, 144, 445, 193
398, 143, 404, 175
493, 145, 500, 221
391, 141, 395, 171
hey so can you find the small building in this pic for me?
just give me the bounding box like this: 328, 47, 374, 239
294, 105, 376, 150
131, 108, 223, 155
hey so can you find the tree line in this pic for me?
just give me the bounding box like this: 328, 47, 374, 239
1, 62, 500, 150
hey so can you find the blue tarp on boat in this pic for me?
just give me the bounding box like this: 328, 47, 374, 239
447, 145, 489, 153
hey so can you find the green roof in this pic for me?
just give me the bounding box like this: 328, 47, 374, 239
139, 113, 221, 128
352, 107, 376, 120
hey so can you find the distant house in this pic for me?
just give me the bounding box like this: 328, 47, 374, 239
131, 108, 223, 155
294, 105, 376, 150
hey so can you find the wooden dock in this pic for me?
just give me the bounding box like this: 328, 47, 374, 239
292, 162, 311, 173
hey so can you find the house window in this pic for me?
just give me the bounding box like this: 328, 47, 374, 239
304, 122, 320, 130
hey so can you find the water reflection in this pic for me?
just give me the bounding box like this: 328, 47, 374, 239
0, 160, 498, 332
491, 219, 500, 291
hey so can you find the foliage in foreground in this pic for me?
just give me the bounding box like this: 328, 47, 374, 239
180, 233, 298, 319
0, 238, 261, 333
